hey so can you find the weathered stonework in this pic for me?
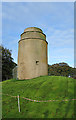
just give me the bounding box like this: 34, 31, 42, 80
18, 27, 48, 80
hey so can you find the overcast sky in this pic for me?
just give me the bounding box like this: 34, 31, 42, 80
2, 2, 74, 67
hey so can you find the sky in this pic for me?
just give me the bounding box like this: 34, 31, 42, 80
2, 2, 74, 67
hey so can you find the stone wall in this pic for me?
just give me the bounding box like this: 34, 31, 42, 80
18, 27, 48, 80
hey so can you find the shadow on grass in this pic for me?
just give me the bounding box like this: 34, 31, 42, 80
64, 101, 74, 118
10, 76, 48, 82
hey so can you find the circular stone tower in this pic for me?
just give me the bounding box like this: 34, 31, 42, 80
18, 27, 48, 79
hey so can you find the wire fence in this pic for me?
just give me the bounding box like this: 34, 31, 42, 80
1, 93, 76, 103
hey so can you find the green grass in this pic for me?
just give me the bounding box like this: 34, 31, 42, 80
2, 76, 75, 118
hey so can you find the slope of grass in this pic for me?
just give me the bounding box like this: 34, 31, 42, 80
2, 76, 75, 118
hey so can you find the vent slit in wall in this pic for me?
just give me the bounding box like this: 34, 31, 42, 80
36, 61, 39, 65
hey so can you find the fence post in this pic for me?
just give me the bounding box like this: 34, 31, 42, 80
18, 95, 20, 112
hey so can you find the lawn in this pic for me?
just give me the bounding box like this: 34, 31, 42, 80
2, 76, 75, 118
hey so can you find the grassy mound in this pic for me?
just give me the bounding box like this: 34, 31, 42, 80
2, 76, 75, 118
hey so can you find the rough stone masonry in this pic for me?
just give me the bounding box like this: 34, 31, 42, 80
18, 27, 48, 79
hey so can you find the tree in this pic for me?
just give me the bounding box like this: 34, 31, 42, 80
0, 46, 2, 81
1, 46, 17, 81
48, 62, 76, 78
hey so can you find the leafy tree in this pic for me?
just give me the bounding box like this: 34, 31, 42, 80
0, 46, 2, 81
1, 46, 17, 81
48, 62, 76, 78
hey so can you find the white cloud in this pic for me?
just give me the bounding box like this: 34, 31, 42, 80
46, 27, 74, 67
2, 2, 74, 67
0, 3, 2, 45
2, 2, 74, 26
46, 28, 74, 48
2, 0, 75, 2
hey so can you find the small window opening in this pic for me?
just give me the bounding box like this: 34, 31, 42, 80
36, 61, 39, 65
